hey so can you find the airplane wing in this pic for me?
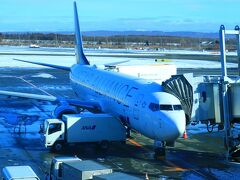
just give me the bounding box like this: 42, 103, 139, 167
0, 90, 101, 112
14, 58, 129, 69
66, 99, 102, 112
0, 90, 57, 101
13, 59, 71, 71
104, 60, 129, 68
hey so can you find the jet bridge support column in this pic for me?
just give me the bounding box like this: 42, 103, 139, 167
219, 25, 231, 160
219, 25, 240, 161
235, 25, 240, 76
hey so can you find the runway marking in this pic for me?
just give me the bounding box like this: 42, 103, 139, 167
165, 167, 188, 172
127, 138, 142, 148
164, 161, 189, 172
127, 136, 191, 173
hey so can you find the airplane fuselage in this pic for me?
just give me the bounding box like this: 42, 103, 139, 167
70, 64, 186, 142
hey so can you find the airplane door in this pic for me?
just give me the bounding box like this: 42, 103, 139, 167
133, 94, 144, 120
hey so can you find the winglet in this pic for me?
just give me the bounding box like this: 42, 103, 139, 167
74, 1, 90, 65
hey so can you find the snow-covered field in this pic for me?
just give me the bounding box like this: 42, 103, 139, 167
0, 46, 237, 69
32, 73, 56, 79
0, 45, 237, 55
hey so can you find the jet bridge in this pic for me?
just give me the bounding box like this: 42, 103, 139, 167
162, 74, 193, 125
162, 25, 240, 161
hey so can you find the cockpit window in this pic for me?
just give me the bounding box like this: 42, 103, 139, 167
160, 105, 173, 111
149, 103, 182, 111
173, 105, 182, 110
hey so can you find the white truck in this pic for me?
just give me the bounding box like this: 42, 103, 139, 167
114, 64, 177, 84
46, 156, 82, 180
46, 157, 112, 180
2, 166, 40, 180
42, 113, 126, 152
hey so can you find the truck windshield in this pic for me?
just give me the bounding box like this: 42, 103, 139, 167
48, 123, 62, 135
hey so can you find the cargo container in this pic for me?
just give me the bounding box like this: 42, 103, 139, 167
46, 157, 112, 180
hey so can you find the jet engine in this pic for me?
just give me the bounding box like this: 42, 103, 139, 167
53, 105, 78, 119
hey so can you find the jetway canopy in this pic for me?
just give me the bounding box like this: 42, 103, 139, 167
162, 74, 193, 125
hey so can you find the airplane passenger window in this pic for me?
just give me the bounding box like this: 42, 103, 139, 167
173, 105, 182, 110
160, 105, 173, 111
149, 103, 160, 111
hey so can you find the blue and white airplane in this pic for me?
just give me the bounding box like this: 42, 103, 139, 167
0, 2, 185, 155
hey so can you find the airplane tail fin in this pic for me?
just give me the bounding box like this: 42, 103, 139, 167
74, 2, 90, 65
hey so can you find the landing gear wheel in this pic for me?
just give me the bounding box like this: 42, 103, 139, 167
154, 147, 166, 158
52, 142, 63, 153
154, 141, 166, 159
126, 127, 131, 138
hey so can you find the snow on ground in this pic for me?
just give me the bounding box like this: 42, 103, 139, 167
32, 73, 56, 79
0, 45, 237, 56
0, 46, 237, 69
187, 122, 219, 135
0, 54, 237, 69
0, 55, 75, 68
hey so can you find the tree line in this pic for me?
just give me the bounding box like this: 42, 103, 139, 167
0, 32, 237, 50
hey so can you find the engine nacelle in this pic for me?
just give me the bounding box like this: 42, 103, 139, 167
53, 105, 78, 119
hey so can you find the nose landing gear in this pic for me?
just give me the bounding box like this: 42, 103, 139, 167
154, 140, 166, 159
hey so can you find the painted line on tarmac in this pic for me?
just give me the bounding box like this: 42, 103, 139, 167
127, 137, 191, 173
18, 77, 54, 96
127, 138, 142, 148
164, 160, 189, 172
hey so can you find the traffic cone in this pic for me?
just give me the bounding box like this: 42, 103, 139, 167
183, 130, 188, 139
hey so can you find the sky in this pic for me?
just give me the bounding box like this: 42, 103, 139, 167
0, 0, 239, 32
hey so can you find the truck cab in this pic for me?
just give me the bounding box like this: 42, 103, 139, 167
2, 166, 39, 180
43, 119, 65, 150
47, 156, 82, 180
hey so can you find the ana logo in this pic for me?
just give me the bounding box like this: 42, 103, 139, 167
81, 125, 96, 130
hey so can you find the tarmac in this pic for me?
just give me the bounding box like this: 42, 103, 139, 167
0, 67, 240, 179
0, 46, 240, 179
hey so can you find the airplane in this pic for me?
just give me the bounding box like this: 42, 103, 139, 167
0, 2, 186, 156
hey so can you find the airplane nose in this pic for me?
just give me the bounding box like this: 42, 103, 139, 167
164, 116, 185, 141
155, 112, 186, 141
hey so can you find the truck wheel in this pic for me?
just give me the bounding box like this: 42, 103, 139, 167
100, 141, 109, 150
53, 142, 63, 152
120, 140, 126, 145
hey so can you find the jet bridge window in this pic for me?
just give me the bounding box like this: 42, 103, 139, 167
48, 123, 62, 135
